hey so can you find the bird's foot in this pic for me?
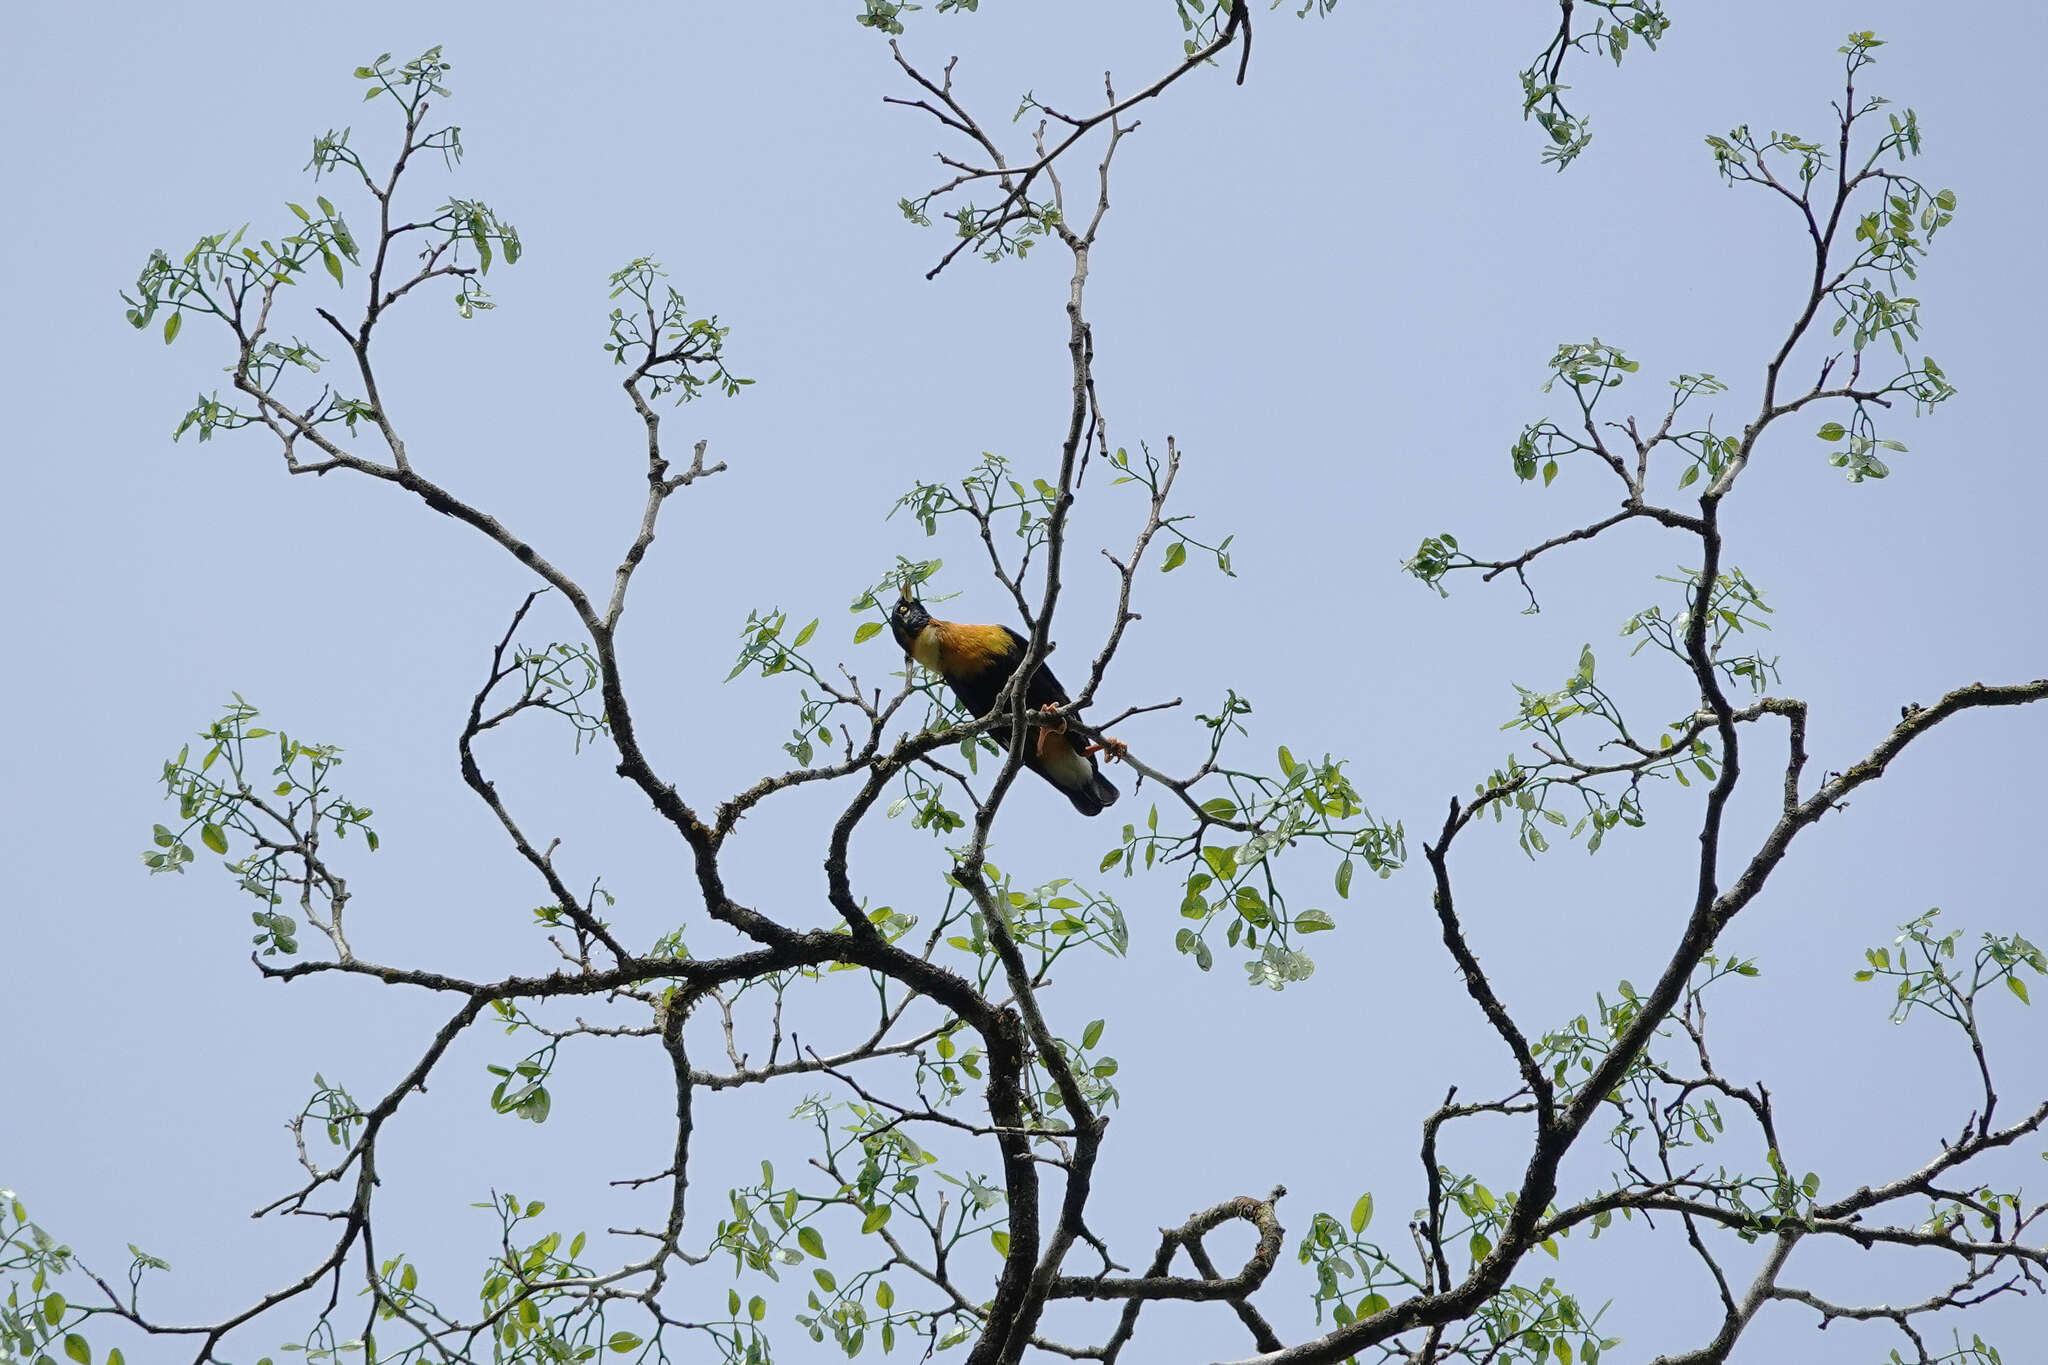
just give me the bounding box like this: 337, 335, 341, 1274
1037, 701, 1068, 734
1087, 735, 1129, 764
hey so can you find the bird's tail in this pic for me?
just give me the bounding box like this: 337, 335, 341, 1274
1065, 768, 1119, 817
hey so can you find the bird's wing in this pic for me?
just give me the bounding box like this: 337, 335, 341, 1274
928, 621, 1027, 717
1002, 625, 1072, 707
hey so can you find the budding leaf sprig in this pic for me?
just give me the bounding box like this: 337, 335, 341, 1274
146, 698, 377, 960
605, 257, 750, 402
1856, 909, 2047, 1020
1100, 696, 1406, 987
1520, 0, 1671, 170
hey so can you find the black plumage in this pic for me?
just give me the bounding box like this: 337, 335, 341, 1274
888, 593, 1121, 816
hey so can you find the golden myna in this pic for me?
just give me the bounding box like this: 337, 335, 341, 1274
889, 589, 1122, 816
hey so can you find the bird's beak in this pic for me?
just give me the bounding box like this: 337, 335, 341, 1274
897, 582, 915, 604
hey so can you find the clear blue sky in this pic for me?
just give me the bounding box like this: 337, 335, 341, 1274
4, 2, 2044, 1361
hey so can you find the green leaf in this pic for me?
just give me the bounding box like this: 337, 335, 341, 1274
990, 1229, 1010, 1257
162, 312, 182, 345
793, 618, 818, 647
2009, 974, 2031, 1005
798, 1225, 826, 1259
1081, 1018, 1105, 1049
862, 1205, 893, 1233
1295, 909, 1336, 933
1349, 1191, 1374, 1234
854, 620, 885, 643
1542, 459, 1558, 486
607, 1333, 643, 1353
322, 250, 344, 287
42, 1294, 64, 1327
1335, 858, 1354, 899
1162, 541, 1187, 572
65, 1335, 91, 1365
748, 1295, 767, 1322
1816, 422, 1846, 441
201, 823, 228, 855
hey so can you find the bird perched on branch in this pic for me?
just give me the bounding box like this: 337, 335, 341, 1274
889, 587, 1123, 816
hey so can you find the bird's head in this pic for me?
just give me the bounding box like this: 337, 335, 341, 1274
889, 583, 931, 653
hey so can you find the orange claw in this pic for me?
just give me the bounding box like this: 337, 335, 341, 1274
1086, 735, 1129, 764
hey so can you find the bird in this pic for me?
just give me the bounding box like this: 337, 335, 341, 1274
888, 587, 1122, 816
